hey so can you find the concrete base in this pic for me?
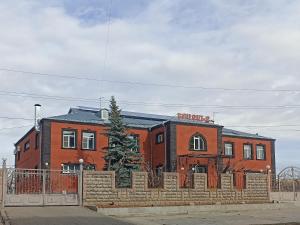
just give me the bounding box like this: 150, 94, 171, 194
93, 202, 297, 217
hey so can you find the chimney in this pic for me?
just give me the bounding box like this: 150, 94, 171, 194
99, 108, 109, 120
34, 104, 42, 131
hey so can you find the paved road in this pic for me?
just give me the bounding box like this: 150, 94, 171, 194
5, 205, 300, 225
123, 206, 300, 225
5, 206, 133, 225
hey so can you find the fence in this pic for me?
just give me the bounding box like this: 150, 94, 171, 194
83, 171, 270, 207
271, 166, 300, 201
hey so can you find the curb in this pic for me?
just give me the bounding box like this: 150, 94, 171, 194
94, 202, 298, 217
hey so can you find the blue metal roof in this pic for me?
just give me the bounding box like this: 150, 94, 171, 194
45, 106, 274, 140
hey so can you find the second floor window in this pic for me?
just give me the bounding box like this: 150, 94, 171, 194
156, 133, 164, 144
128, 134, 139, 152
190, 135, 206, 151
82, 132, 95, 150
243, 144, 252, 160
256, 145, 266, 160
62, 130, 76, 149
24, 141, 30, 151
224, 143, 233, 156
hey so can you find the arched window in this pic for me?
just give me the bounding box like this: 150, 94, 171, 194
189, 133, 207, 151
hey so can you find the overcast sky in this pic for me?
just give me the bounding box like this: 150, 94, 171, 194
0, 0, 299, 171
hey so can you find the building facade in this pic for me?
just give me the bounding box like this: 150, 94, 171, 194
14, 106, 276, 188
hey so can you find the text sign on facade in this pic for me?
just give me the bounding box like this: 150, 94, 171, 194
177, 113, 210, 123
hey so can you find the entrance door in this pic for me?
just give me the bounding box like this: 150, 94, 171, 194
3, 167, 81, 206
191, 164, 207, 173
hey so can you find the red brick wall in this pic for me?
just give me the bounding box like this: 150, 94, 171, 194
15, 128, 40, 169
176, 124, 219, 188
222, 136, 273, 189
50, 122, 149, 170
222, 136, 273, 172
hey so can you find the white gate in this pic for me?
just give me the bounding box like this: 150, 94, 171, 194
2, 163, 83, 206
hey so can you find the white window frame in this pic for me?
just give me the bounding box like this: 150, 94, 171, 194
224, 143, 233, 156
156, 133, 164, 144
62, 164, 79, 174
82, 132, 95, 150
243, 144, 252, 160
62, 130, 76, 149
256, 145, 265, 160
193, 136, 205, 151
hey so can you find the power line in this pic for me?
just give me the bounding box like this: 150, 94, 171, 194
0, 125, 32, 131
1, 68, 300, 93
0, 116, 32, 121
0, 113, 299, 129
2, 90, 300, 110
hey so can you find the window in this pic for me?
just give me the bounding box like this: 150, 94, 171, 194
82, 131, 95, 150
62, 130, 76, 149
35, 133, 39, 149
190, 134, 206, 151
128, 134, 139, 152
62, 164, 80, 174
24, 141, 30, 151
84, 164, 96, 171
17, 151, 21, 161
243, 144, 252, 160
156, 133, 164, 144
256, 145, 266, 160
224, 143, 234, 156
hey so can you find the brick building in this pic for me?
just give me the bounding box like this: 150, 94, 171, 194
14, 106, 275, 188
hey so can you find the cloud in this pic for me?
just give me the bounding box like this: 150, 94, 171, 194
0, 0, 299, 170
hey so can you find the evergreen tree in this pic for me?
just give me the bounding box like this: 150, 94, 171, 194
104, 96, 143, 187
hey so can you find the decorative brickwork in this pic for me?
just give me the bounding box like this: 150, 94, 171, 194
83, 171, 269, 207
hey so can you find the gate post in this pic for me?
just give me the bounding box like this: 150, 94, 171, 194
42, 169, 46, 206
78, 159, 84, 206
2, 159, 7, 208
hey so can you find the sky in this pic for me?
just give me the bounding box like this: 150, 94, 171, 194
0, 0, 300, 172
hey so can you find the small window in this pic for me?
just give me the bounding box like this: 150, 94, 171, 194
128, 134, 139, 152
82, 132, 95, 150
24, 141, 30, 151
190, 134, 206, 151
62, 164, 80, 174
256, 145, 266, 160
156, 133, 164, 144
35, 133, 39, 149
84, 164, 96, 171
243, 144, 252, 160
62, 130, 76, 149
224, 143, 233, 156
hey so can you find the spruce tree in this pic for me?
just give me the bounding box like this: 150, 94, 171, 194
104, 96, 143, 187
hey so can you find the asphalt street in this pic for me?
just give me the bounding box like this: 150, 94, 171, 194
5, 206, 134, 225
